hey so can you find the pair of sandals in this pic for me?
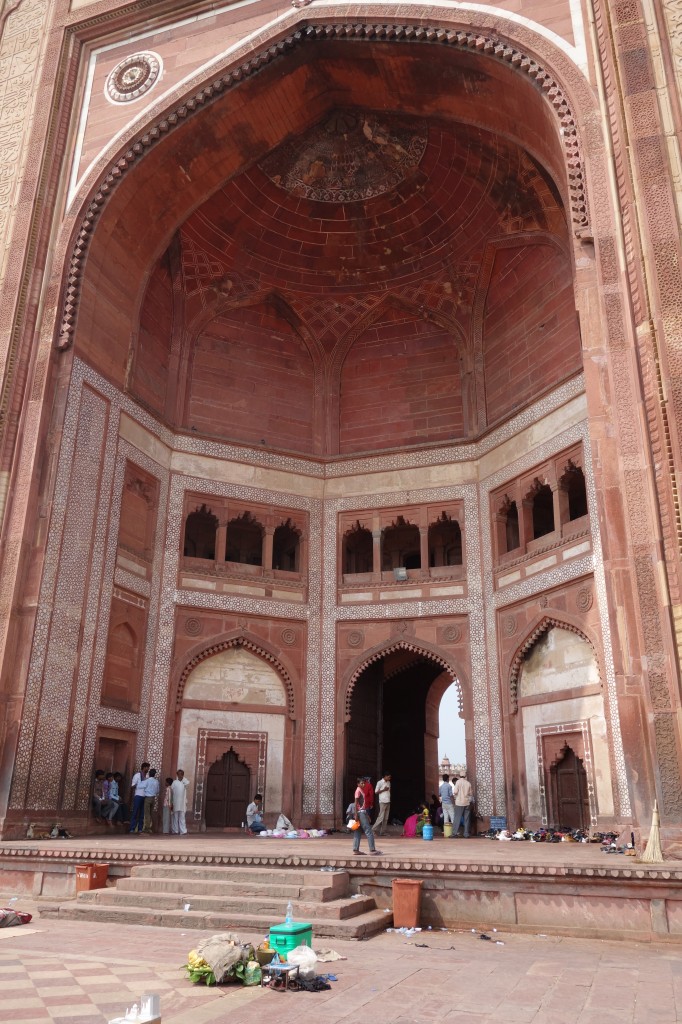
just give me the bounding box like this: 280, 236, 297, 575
269, 976, 332, 993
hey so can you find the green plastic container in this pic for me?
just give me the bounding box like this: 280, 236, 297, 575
269, 921, 313, 958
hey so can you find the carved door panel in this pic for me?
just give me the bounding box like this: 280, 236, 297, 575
551, 746, 589, 829
205, 747, 251, 827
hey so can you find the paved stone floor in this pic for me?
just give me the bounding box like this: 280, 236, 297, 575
4, 829, 680, 870
1, 897, 682, 1024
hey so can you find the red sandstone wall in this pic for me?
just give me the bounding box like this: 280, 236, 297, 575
483, 244, 581, 424
339, 308, 463, 453
187, 304, 315, 453
132, 254, 173, 416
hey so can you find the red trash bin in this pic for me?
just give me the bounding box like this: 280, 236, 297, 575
392, 878, 423, 928
75, 863, 109, 893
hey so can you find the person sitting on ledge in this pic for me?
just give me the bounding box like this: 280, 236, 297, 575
246, 793, 267, 833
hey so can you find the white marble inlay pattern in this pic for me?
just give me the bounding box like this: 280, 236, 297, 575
155, 473, 322, 813
26, 386, 108, 810
479, 420, 631, 817
114, 567, 151, 598
322, 484, 490, 813
63, 400, 121, 810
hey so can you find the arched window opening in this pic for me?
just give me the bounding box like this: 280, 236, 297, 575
184, 504, 218, 559
226, 512, 263, 566
429, 512, 462, 567
343, 522, 373, 575
273, 519, 300, 572
381, 516, 421, 571
560, 460, 588, 522
528, 479, 555, 539
501, 497, 520, 553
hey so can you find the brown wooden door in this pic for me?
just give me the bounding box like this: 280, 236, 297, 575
205, 748, 251, 827
551, 746, 589, 829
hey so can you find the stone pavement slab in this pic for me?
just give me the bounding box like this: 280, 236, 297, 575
1, 897, 682, 1022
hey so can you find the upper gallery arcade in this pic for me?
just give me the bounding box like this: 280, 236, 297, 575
0, 0, 680, 845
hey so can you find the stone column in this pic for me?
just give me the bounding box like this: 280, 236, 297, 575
372, 528, 382, 577
215, 524, 227, 563
419, 526, 429, 574
264, 525, 274, 573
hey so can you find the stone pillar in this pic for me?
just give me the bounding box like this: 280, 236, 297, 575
519, 499, 532, 550
264, 525, 274, 572
216, 524, 227, 563
551, 486, 561, 536
372, 528, 382, 577
419, 526, 429, 573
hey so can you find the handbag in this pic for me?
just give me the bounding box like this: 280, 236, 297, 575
348, 818, 361, 830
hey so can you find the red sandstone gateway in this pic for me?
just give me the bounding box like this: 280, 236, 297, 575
0, 0, 680, 919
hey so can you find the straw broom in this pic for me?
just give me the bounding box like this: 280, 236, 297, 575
640, 800, 663, 863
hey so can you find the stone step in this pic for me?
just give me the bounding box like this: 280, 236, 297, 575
51, 901, 392, 939
116, 875, 344, 902
129, 865, 347, 890
76, 888, 376, 920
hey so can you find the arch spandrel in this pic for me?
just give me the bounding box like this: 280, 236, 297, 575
174, 630, 297, 719
508, 613, 603, 713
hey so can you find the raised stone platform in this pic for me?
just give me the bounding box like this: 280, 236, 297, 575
3, 832, 682, 942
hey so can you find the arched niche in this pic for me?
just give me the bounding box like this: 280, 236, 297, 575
177, 647, 288, 828
515, 625, 613, 826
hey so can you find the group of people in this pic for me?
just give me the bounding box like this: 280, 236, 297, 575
348, 769, 474, 852
437, 771, 473, 837
92, 762, 191, 835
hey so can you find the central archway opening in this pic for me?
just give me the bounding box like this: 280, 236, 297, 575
345, 649, 459, 821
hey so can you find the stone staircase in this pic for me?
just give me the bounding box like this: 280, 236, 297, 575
47, 864, 391, 939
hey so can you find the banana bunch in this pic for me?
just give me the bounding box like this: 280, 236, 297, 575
184, 950, 216, 985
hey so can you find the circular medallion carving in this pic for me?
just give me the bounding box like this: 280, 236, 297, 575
539, 595, 549, 608
185, 617, 202, 637
281, 628, 297, 646
443, 625, 461, 644
347, 630, 364, 648
106, 52, 162, 104
503, 615, 518, 637
576, 587, 593, 612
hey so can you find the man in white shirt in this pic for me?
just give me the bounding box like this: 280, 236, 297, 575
171, 770, 190, 835
246, 793, 266, 833
141, 768, 160, 834
373, 773, 391, 836
452, 770, 474, 838
129, 762, 149, 834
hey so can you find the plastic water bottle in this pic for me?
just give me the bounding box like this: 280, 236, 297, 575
285, 900, 294, 925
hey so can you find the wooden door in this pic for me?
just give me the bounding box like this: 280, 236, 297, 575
205, 748, 251, 827
551, 746, 589, 829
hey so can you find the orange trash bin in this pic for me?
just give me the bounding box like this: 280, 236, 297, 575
75, 863, 109, 893
392, 878, 423, 928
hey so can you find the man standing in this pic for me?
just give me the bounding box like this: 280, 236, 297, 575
129, 764, 149, 834
142, 768, 160, 834
171, 769, 190, 835
352, 776, 382, 856
452, 770, 473, 838
373, 772, 391, 836
439, 773, 456, 832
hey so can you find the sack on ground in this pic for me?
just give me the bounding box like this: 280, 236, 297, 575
286, 944, 317, 980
